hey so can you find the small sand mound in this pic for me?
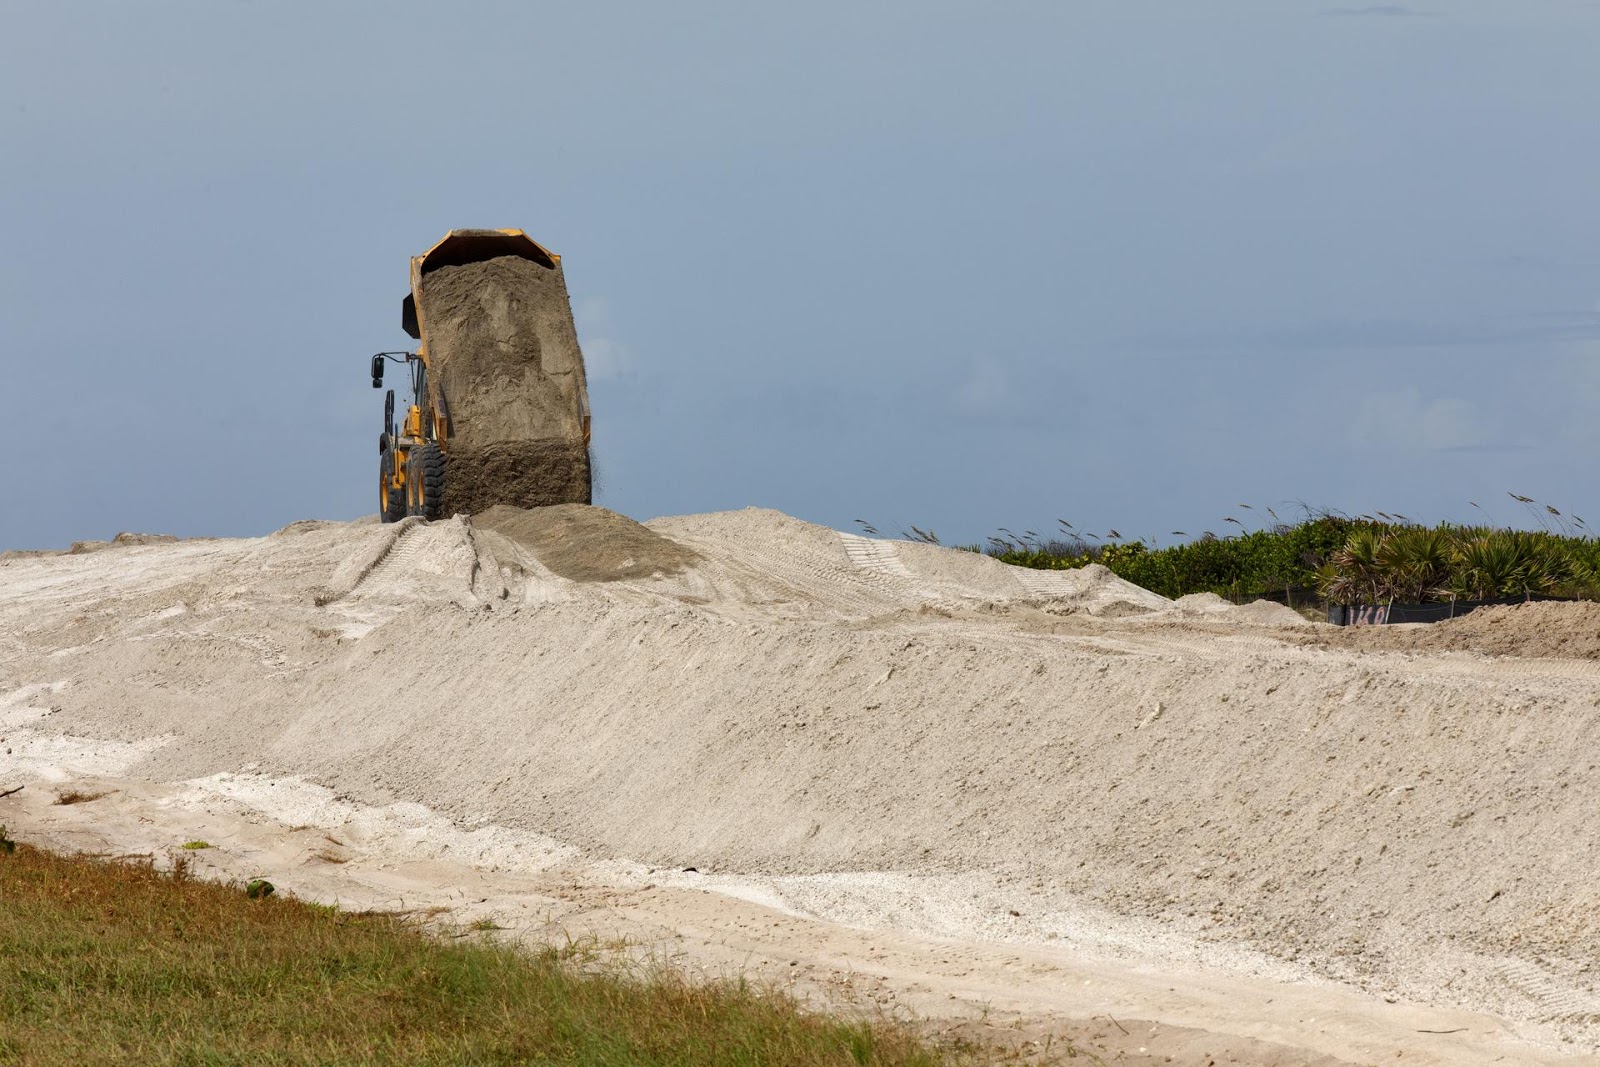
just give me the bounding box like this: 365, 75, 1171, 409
1233, 599, 1313, 627
113, 532, 179, 547
1169, 592, 1311, 627
1320, 599, 1600, 659
1024, 563, 1171, 615
1089, 599, 1156, 619
66, 532, 179, 555
273, 520, 350, 537
1174, 592, 1232, 615
474, 504, 699, 583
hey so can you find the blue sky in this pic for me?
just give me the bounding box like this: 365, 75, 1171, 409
4, 2, 1599, 549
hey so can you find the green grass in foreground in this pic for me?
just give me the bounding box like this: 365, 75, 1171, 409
0, 843, 955, 1067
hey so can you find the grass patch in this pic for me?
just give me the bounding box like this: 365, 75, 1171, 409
0, 842, 960, 1066
179, 840, 212, 850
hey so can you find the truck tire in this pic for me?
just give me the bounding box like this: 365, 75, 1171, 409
407, 443, 445, 520
379, 450, 406, 523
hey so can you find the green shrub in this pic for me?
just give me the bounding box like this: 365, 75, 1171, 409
981, 513, 1600, 606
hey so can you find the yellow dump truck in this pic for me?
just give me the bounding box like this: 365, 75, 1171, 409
371, 229, 593, 521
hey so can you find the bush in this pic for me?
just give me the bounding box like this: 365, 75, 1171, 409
982, 515, 1600, 606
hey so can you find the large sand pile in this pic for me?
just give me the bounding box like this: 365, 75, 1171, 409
3, 508, 1600, 1052
420, 256, 591, 513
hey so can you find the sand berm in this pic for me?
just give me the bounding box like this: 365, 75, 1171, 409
3, 506, 1600, 1060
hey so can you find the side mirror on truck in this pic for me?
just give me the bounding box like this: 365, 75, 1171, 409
371, 354, 384, 388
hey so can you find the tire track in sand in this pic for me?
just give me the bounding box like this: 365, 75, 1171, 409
838, 533, 969, 613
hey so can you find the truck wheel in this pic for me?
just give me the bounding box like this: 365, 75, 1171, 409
379, 450, 406, 523
407, 443, 445, 520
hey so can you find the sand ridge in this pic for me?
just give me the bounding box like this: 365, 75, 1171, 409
3, 505, 1600, 1060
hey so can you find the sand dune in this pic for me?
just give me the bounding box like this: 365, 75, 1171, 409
3, 506, 1598, 1064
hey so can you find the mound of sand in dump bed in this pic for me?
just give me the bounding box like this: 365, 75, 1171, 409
441, 439, 591, 518
420, 255, 591, 514
474, 504, 699, 583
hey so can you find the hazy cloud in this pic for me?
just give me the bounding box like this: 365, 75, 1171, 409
1350, 389, 1512, 452
1321, 5, 1434, 16
574, 297, 635, 382
1130, 314, 1600, 357
1554, 339, 1600, 447
951, 359, 1018, 419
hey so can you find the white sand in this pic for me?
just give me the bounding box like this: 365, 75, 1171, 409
3, 506, 1599, 1062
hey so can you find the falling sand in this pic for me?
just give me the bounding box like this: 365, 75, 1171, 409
418, 255, 591, 513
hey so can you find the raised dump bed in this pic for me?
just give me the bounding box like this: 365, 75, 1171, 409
400, 228, 593, 515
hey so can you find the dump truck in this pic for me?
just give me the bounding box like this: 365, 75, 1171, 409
371, 229, 593, 521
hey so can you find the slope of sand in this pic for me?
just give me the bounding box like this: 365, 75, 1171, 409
3, 507, 1599, 1064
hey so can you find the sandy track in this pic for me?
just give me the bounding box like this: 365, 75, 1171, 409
0, 777, 1560, 1067
2, 506, 1599, 1064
